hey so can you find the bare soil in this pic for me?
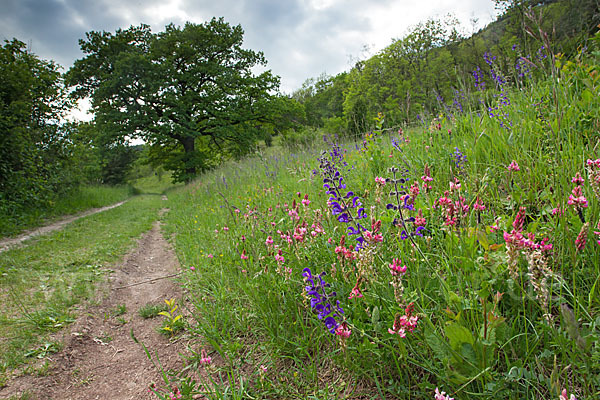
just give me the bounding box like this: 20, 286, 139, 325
0, 201, 128, 253
0, 210, 188, 400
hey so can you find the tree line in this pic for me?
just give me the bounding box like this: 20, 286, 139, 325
1, 0, 598, 217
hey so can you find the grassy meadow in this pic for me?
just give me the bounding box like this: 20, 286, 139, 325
154, 39, 600, 399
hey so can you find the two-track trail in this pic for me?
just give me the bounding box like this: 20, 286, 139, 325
0, 210, 188, 400
0, 201, 127, 253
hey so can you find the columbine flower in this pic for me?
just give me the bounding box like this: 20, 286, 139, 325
508, 160, 520, 171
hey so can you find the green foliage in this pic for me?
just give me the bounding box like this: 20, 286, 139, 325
66, 18, 281, 182
0, 39, 75, 214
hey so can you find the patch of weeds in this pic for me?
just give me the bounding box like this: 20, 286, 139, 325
24, 342, 61, 359
72, 367, 94, 387
138, 302, 168, 319
22, 360, 52, 377
5, 392, 32, 400
95, 333, 113, 345
158, 298, 184, 336
112, 304, 127, 316
116, 316, 128, 326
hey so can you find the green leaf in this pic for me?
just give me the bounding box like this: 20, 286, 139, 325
445, 322, 474, 351
425, 330, 450, 361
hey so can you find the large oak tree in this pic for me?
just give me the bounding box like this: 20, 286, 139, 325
66, 18, 280, 181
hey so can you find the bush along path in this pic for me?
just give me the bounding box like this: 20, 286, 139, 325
0, 195, 190, 399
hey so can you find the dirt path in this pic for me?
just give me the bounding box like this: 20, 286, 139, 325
0, 200, 128, 253
0, 210, 188, 399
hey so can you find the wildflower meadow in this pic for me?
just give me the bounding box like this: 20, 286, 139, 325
150, 29, 600, 400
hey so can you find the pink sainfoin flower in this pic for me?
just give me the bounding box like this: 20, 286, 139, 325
207, 253, 214, 258
335, 321, 351, 338
200, 349, 212, 365
421, 164, 433, 192
559, 388, 577, 400
593, 219, 600, 245
508, 160, 520, 171
190, 266, 196, 271
348, 278, 363, 299
586, 158, 600, 200
571, 172, 585, 185
375, 176, 386, 185
223, 226, 229, 232
168, 387, 182, 400
551, 206, 564, 216
388, 303, 418, 337
434, 388, 454, 400
576, 222, 589, 252
414, 209, 426, 227
241, 250, 249, 260
274, 250, 284, 265
474, 197, 486, 211
389, 258, 407, 276
265, 236, 273, 246
301, 194, 311, 206
568, 185, 588, 212
568, 172, 588, 216
449, 178, 461, 192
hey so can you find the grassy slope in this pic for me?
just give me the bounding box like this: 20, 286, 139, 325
160, 40, 600, 399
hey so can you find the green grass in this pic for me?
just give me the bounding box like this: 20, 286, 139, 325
0, 184, 135, 237
155, 40, 600, 399
0, 195, 164, 373
138, 302, 169, 319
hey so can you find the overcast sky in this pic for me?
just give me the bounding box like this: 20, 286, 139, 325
1, 0, 498, 94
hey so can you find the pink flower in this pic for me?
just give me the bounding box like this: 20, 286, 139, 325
508, 160, 520, 171
241, 250, 249, 260
275, 251, 284, 264
559, 389, 577, 400
389, 258, 407, 276
474, 198, 485, 211
348, 278, 363, 299
576, 223, 589, 252
335, 322, 351, 338
200, 349, 212, 366
223, 226, 229, 232
265, 236, 273, 246
568, 185, 588, 209
207, 253, 214, 258
571, 172, 584, 185
190, 266, 196, 271
375, 176, 386, 185
434, 388, 454, 400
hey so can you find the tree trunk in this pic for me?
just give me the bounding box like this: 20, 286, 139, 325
180, 136, 196, 180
